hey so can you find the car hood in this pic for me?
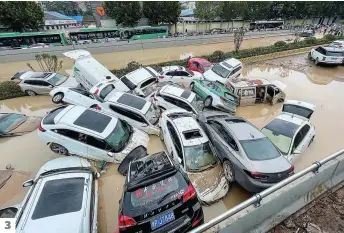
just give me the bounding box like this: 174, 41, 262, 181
8, 116, 42, 135
59, 77, 78, 88
203, 70, 224, 82
192, 72, 203, 79
187, 163, 228, 203
114, 129, 149, 163
248, 156, 292, 174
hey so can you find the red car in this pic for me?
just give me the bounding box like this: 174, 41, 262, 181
187, 58, 213, 74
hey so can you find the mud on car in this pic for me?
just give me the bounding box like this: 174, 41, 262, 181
118, 151, 204, 233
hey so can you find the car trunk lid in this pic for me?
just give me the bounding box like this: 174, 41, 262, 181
282, 100, 315, 120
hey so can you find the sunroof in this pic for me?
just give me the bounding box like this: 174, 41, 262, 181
31, 72, 52, 79
31, 178, 84, 220
73, 109, 111, 133
183, 130, 202, 140
181, 90, 192, 99
222, 62, 233, 69
117, 94, 146, 110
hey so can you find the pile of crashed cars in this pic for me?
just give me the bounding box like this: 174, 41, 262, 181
1, 49, 317, 233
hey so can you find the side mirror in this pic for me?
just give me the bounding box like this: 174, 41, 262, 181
293, 149, 301, 155
107, 152, 114, 157
23, 179, 34, 187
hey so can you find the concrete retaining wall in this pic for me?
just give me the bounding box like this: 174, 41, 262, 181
205, 153, 344, 233
0, 30, 293, 63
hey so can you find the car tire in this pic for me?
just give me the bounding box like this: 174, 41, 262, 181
204, 96, 213, 107
190, 82, 195, 90
223, 160, 235, 182
25, 90, 36, 96
315, 58, 320, 66
52, 93, 64, 104
308, 52, 312, 60
49, 143, 69, 155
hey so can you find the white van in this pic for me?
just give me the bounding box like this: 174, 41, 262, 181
63, 50, 129, 92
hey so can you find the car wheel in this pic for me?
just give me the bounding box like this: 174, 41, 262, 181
204, 96, 213, 107
25, 90, 36, 96
308, 52, 312, 60
315, 58, 319, 66
49, 143, 69, 155
190, 82, 195, 90
223, 160, 235, 182
52, 93, 64, 104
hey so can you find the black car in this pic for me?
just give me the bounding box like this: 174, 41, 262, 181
118, 151, 204, 233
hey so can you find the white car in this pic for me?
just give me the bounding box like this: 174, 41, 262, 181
330, 40, 344, 49
120, 67, 159, 97
153, 84, 203, 114
261, 100, 316, 164
308, 46, 344, 66
38, 105, 149, 163
50, 88, 160, 135
159, 108, 228, 204
0, 157, 98, 233
203, 58, 243, 84
158, 66, 203, 83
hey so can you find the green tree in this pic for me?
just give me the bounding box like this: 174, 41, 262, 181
220, 1, 246, 28
45, 1, 83, 16
194, 1, 221, 29
104, 1, 141, 27
0, 2, 44, 32
242, 2, 272, 21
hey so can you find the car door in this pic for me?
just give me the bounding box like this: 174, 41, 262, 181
86, 135, 113, 162
36, 80, 53, 94
162, 71, 176, 82
288, 124, 312, 163
194, 80, 210, 99
176, 71, 192, 83
139, 78, 157, 92
65, 88, 98, 107
238, 87, 256, 106
53, 129, 88, 158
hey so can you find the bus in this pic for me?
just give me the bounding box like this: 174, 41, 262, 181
0, 32, 67, 49
120, 26, 168, 40
249, 21, 284, 30
68, 27, 121, 44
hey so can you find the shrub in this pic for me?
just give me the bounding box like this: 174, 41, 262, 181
0, 81, 26, 100
304, 37, 317, 45
209, 50, 226, 62
323, 34, 336, 41
274, 41, 287, 47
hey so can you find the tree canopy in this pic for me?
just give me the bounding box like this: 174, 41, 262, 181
0, 2, 44, 32
194, 1, 220, 21
143, 1, 181, 25
103, 1, 142, 27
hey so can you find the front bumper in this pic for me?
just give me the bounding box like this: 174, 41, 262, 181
197, 177, 229, 204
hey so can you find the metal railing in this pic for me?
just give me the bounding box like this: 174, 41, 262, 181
189, 148, 344, 233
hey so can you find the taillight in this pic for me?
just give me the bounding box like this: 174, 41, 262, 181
38, 122, 46, 132
160, 114, 162, 118
95, 105, 101, 110
94, 89, 99, 94
288, 165, 294, 175
153, 97, 158, 102
220, 96, 225, 101
183, 184, 197, 202
322, 57, 326, 61
159, 75, 164, 79
192, 216, 203, 227
118, 215, 136, 230
244, 170, 267, 180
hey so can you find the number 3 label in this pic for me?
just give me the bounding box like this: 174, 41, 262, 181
0, 218, 15, 233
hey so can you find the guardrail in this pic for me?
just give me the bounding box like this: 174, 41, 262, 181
189, 149, 344, 233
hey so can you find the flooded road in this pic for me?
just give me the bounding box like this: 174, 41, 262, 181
0, 52, 343, 232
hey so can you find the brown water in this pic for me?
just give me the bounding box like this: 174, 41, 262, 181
1, 53, 343, 232
0, 35, 295, 82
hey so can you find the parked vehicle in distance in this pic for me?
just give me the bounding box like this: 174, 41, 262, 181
203, 58, 242, 84
160, 109, 229, 204
11, 71, 78, 96
120, 67, 159, 97
296, 29, 314, 37
38, 105, 149, 163
330, 40, 344, 49
0, 157, 98, 233
153, 84, 203, 114
0, 113, 42, 137
190, 80, 238, 114
187, 58, 213, 74
118, 151, 204, 233
64, 50, 129, 92
308, 46, 344, 66
225, 78, 286, 106
197, 111, 294, 193
261, 100, 316, 164
158, 66, 203, 83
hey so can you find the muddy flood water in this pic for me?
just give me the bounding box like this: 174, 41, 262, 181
0, 53, 343, 233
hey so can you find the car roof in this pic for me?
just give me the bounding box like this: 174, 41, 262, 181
160, 85, 195, 102
190, 58, 211, 65
277, 113, 306, 126
20, 71, 54, 80
230, 78, 271, 88
321, 46, 344, 52
161, 66, 186, 72
107, 92, 151, 113
54, 105, 117, 137
220, 58, 242, 69
171, 116, 208, 146
225, 121, 266, 140
124, 67, 158, 85
333, 40, 344, 44
284, 100, 316, 111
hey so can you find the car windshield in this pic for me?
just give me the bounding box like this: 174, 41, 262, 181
0, 114, 26, 133
261, 127, 292, 155
99, 84, 115, 99
47, 74, 68, 86
240, 137, 281, 161
121, 76, 137, 90
184, 142, 217, 172
105, 120, 132, 152
326, 51, 344, 57
190, 95, 203, 112
145, 103, 159, 125
211, 63, 230, 79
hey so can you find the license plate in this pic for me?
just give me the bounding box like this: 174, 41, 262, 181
151, 211, 175, 230
331, 57, 338, 60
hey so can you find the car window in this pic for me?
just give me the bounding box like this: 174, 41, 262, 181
109, 104, 147, 124
241, 88, 255, 97
165, 71, 172, 76
326, 51, 344, 57
87, 135, 107, 150
47, 74, 68, 86
23, 80, 35, 85
167, 121, 183, 165
293, 130, 303, 150
175, 99, 193, 112
140, 78, 156, 89
121, 76, 137, 90
161, 95, 177, 105
178, 71, 189, 76
36, 81, 50, 86
300, 124, 310, 137
209, 121, 238, 150
240, 138, 281, 161
99, 84, 115, 99
55, 129, 87, 143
